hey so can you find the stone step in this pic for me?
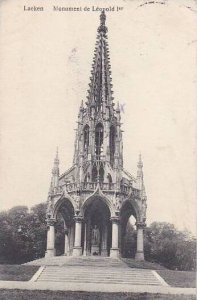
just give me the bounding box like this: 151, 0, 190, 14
38, 279, 161, 285
36, 266, 165, 286
41, 270, 156, 276
40, 273, 157, 278
39, 271, 158, 276
26, 256, 127, 267
39, 276, 159, 283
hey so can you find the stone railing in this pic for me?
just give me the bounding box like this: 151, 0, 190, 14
64, 181, 116, 193
120, 185, 140, 198
53, 182, 140, 198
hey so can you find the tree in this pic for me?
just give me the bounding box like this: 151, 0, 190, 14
122, 222, 136, 258
0, 204, 47, 264
144, 222, 196, 270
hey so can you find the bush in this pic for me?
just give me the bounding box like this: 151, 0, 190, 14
0, 204, 47, 264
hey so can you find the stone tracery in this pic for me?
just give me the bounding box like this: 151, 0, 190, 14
45, 11, 147, 261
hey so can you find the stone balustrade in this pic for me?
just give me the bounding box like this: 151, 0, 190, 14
58, 182, 141, 198
64, 182, 116, 193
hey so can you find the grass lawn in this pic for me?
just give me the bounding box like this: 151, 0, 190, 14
122, 258, 167, 270
123, 259, 196, 288
157, 270, 196, 288
0, 265, 39, 281
0, 290, 195, 300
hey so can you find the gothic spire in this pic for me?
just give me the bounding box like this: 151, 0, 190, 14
137, 153, 143, 187
86, 11, 114, 112
137, 154, 143, 176
53, 147, 59, 173
51, 147, 59, 191
137, 154, 146, 199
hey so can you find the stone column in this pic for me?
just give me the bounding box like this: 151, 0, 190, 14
135, 222, 145, 261
72, 216, 83, 256
87, 217, 91, 256
45, 219, 56, 258
64, 229, 69, 256
110, 217, 119, 258
83, 222, 87, 256
69, 223, 75, 255
101, 224, 108, 256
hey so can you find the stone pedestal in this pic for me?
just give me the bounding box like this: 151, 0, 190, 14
110, 248, 119, 258
91, 245, 99, 255
69, 224, 75, 255
64, 230, 69, 256
135, 222, 145, 261
101, 249, 108, 257
110, 217, 119, 258
83, 223, 87, 256
45, 219, 56, 258
101, 224, 108, 257
73, 216, 82, 256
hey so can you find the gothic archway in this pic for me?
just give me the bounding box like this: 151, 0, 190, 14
120, 200, 137, 258
54, 199, 75, 256
82, 196, 111, 256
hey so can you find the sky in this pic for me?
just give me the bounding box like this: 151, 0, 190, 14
0, 0, 196, 235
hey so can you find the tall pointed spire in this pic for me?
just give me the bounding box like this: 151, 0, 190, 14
51, 147, 59, 192
137, 154, 146, 199
53, 147, 59, 172
137, 153, 143, 188
137, 154, 143, 176
86, 11, 114, 112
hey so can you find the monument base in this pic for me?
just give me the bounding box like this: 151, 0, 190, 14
72, 246, 82, 256
110, 248, 119, 258
101, 249, 108, 257
135, 251, 144, 261
91, 245, 100, 255
45, 249, 55, 258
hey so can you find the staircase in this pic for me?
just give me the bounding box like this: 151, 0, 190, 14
26, 256, 126, 267
30, 257, 167, 286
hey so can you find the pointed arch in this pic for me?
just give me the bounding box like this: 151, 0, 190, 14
120, 199, 140, 222
99, 164, 104, 183
109, 125, 116, 166
83, 124, 89, 154
107, 173, 112, 189
92, 165, 98, 182
53, 195, 76, 220
95, 123, 104, 159
84, 172, 90, 183
120, 199, 139, 258
81, 190, 116, 218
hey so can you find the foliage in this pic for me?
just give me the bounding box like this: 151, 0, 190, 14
123, 221, 196, 271
122, 222, 136, 258
144, 222, 196, 271
55, 213, 66, 256
0, 204, 47, 264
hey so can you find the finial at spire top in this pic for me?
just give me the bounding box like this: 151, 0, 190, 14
54, 147, 59, 163
100, 10, 106, 26
139, 153, 142, 161
116, 101, 120, 112
98, 10, 108, 33
138, 153, 143, 168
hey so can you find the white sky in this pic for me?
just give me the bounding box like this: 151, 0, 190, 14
0, 0, 196, 235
